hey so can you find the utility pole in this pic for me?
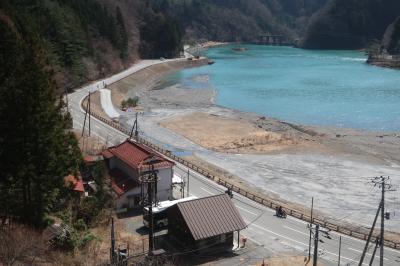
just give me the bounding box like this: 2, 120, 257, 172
186, 169, 190, 197
313, 224, 319, 266
308, 197, 314, 260
338, 236, 341, 266
140, 157, 159, 254
181, 175, 185, 199
148, 169, 154, 253
81, 92, 91, 137
309, 222, 330, 266
359, 201, 382, 266
380, 178, 385, 266
360, 176, 395, 266
129, 113, 139, 140
88, 92, 91, 136
369, 239, 379, 266
110, 217, 115, 264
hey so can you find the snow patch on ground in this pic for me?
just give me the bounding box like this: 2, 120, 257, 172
100, 89, 120, 119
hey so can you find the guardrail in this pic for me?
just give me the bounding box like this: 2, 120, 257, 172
81, 100, 400, 250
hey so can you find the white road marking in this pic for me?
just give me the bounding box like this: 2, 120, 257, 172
249, 221, 309, 247
283, 225, 310, 237
348, 247, 388, 260
200, 187, 214, 195
247, 221, 369, 266
236, 205, 258, 216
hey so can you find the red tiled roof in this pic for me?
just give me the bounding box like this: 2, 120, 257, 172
84, 155, 104, 163
104, 139, 174, 171
176, 194, 247, 241
109, 169, 140, 196
102, 150, 114, 159
64, 174, 85, 193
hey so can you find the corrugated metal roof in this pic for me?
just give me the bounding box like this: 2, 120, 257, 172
177, 194, 247, 241
105, 139, 174, 170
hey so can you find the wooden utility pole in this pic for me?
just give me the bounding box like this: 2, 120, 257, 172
129, 113, 139, 139
148, 172, 154, 253
81, 92, 91, 137
313, 224, 319, 266
359, 201, 382, 266
359, 176, 395, 266
110, 217, 115, 264
380, 178, 385, 266
338, 236, 341, 266
140, 157, 159, 254
308, 197, 314, 260
186, 169, 190, 197
88, 92, 91, 136
369, 239, 379, 266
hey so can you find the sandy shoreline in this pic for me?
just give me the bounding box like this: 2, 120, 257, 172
91, 53, 400, 237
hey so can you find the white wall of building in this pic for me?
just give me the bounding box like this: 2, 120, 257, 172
109, 157, 173, 209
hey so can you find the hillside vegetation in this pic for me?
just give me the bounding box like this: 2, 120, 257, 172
302, 0, 400, 49
151, 0, 328, 42
1, 0, 183, 89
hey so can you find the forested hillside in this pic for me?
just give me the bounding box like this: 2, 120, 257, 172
383, 17, 400, 54
0, 9, 82, 228
302, 0, 400, 49
0, 0, 183, 230
151, 0, 328, 42
0, 0, 183, 90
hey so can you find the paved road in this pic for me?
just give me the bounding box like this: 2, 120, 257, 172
68, 60, 400, 266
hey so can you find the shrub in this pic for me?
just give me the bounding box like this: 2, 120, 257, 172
121, 96, 139, 108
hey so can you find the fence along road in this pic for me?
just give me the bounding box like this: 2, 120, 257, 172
69, 60, 400, 266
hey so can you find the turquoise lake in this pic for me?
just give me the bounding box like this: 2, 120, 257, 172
167, 45, 400, 131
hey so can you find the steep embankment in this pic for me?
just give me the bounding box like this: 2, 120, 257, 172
302, 0, 400, 49
151, 0, 328, 42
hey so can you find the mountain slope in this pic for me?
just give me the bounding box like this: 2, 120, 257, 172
1, 0, 183, 89
302, 0, 400, 49
152, 0, 328, 42
383, 16, 400, 54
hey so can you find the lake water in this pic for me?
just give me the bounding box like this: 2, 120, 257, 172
167, 45, 400, 131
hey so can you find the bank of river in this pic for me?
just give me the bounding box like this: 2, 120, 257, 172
169, 45, 400, 131
101, 46, 400, 234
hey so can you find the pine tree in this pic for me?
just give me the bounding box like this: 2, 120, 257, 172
0, 17, 81, 227
115, 7, 128, 59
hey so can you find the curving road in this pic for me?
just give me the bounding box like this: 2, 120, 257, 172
68, 59, 400, 266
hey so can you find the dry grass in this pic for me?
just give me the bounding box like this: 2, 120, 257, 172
160, 112, 304, 153
256, 256, 324, 266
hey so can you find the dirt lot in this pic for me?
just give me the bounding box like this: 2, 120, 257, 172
160, 112, 313, 154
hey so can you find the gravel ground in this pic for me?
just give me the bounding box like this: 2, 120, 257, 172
98, 59, 400, 234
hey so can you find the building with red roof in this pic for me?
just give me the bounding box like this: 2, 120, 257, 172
64, 174, 85, 194
103, 139, 175, 210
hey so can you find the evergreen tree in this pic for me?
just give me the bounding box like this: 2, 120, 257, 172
0, 17, 81, 227
115, 7, 128, 59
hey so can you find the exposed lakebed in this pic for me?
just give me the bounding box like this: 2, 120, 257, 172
167, 45, 400, 132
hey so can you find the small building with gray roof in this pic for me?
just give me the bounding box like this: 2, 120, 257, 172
167, 194, 247, 253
